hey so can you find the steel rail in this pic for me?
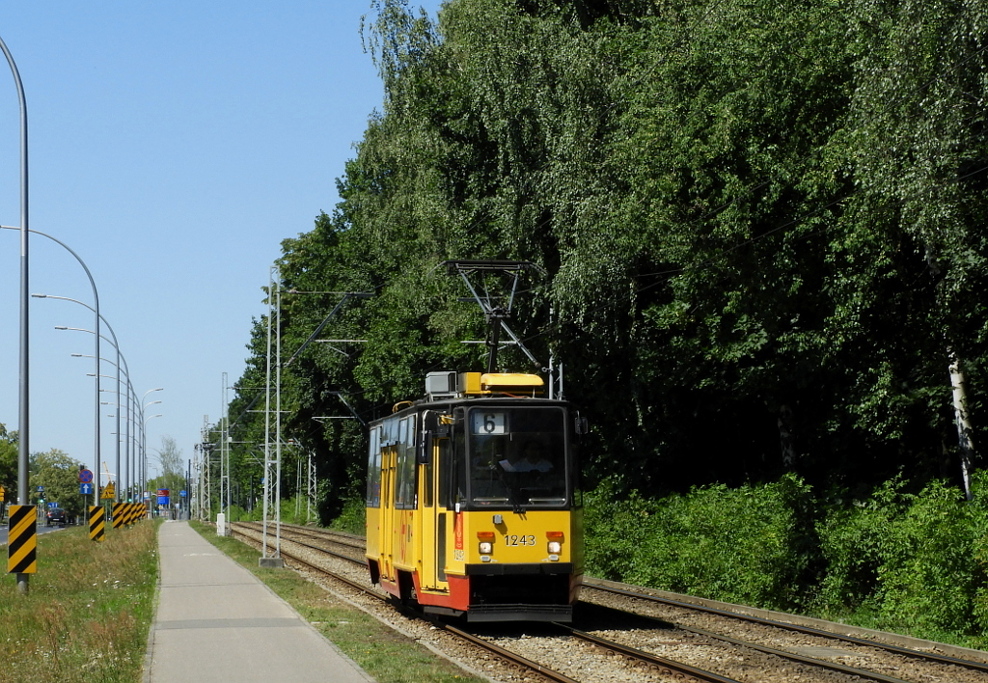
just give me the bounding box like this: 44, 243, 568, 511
584, 581, 988, 676
439, 622, 582, 683
555, 623, 741, 683
681, 623, 912, 683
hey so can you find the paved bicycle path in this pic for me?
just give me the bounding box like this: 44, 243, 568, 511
144, 520, 375, 682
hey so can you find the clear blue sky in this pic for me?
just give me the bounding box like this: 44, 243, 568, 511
0, 1, 441, 489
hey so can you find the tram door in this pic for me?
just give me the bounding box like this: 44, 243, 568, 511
418, 418, 445, 592
378, 441, 396, 582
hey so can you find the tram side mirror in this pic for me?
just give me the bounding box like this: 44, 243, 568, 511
424, 410, 449, 437
417, 430, 433, 464
574, 413, 589, 435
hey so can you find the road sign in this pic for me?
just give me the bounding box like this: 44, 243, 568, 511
35, 485, 44, 492
101, 483, 115, 500
79, 469, 93, 484
80, 483, 94, 495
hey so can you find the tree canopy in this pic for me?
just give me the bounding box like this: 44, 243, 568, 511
217, 0, 988, 517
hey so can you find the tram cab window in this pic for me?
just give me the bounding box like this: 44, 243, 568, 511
467, 407, 568, 508
442, 409, 467, 509
366, 426, 382, 507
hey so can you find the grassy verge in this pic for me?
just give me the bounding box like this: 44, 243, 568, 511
0, 521, 159, 683
189, 521, 484, 683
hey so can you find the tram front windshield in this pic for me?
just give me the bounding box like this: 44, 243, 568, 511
466, 406, 568, 507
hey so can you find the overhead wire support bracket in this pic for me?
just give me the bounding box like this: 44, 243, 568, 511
443, 260, 544, 373
311, 390, 367, 427
284, 291, 373, 367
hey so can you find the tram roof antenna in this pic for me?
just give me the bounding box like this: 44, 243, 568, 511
443, 260, 543, 374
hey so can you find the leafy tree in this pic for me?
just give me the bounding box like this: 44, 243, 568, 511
149, 435, 186, 499
0, 424, 16, 519
29, 448, 86, 521
0, 423, 15, 493
842, 0, 988, 492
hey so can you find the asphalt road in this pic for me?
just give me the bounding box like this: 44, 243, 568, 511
0, 521, 67, 546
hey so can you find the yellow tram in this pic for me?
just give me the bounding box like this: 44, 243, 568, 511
365, 370, 585, 622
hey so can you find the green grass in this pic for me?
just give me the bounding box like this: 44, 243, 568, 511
189, 521, 485, 683
0, 520, 159, 683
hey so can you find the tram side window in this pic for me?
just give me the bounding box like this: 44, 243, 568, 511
395, 415, 417, 509
570, 435, 584, 508
423, 429, 435, 509
366, 426, 382, 507
437, 438, 450, 508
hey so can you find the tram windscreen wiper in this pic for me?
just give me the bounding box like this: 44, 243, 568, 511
497, 470, 527, 513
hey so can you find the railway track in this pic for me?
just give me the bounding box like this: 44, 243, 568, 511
581, 581, 988, 683
233, 521, 734, 682
231, 521, 988, 683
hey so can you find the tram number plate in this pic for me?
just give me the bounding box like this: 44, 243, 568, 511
505, 535, 536, 546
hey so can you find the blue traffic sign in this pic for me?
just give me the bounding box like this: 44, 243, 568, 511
80, 483, 94, 495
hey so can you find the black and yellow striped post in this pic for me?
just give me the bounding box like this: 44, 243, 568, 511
7, 505, 37, 574
111, 502, 125, 529
88, 505, 105, 542
126, 502, 137, 525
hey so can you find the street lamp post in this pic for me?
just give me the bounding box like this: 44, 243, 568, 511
2, 232, 104, 505
141, 398, 162, 502
143, 411, 162, 516
0, 36, 30, 559
37, 294, 129, 502
72, 352, 133, 497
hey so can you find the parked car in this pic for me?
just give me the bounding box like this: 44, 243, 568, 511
45, 508, 67, 526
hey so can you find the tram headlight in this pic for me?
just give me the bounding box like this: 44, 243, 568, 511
477, 531, 495, 556
547, 531, 564, 555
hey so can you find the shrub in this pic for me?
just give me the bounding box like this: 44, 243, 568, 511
816, 475, 988, 642
814, 478, 907, 617
583, 478, 660, 581
225, 504, 248, 522
330, 496, 367, 535
585, 474, 815, 610
874, 479, 982, 637
586, 472, 988, 644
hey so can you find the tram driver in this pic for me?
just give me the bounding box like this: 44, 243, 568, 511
499, 441, 553, 473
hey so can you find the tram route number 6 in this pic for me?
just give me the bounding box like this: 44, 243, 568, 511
471, 411, 506, 435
